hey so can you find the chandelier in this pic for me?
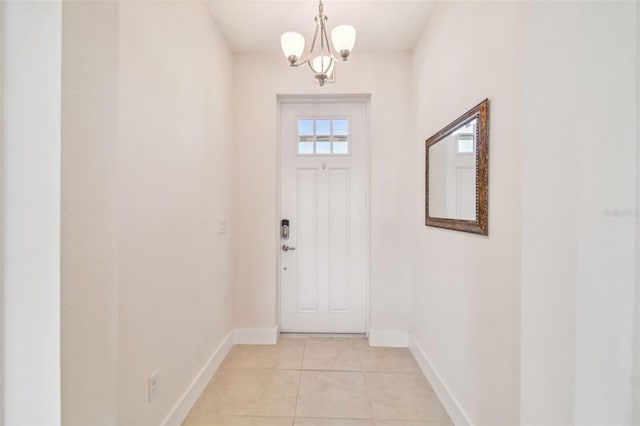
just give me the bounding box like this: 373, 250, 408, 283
280, 0, 356, 86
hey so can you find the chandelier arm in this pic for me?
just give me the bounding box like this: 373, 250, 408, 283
327, 52, 345, 62
306, 16, 323, 73
319, 19, 325, 55
309, 19, 320, 57
290, 58, 310, 68
320, 23, 334, 57
317, 17, 328, 72
319, 23, 345, 63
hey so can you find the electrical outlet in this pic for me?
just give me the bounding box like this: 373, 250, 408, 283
148, 370, 159, 402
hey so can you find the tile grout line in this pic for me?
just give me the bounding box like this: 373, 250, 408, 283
291, 340, 308, 425
360, 367, 376, 421
354, 339, 377, 421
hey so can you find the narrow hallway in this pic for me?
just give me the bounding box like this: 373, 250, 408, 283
183, 336, 452, 425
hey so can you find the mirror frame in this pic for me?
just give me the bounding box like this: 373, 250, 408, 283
425, 99, 489, 235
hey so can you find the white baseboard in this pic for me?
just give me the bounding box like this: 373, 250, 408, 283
233, 326, 279, 345
409, 334, 472, 426
368, 328, 409, 347
162, 327, 280, 425
163, 331, 234, 426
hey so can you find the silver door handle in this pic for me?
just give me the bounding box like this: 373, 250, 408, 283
282, 244, 296, 252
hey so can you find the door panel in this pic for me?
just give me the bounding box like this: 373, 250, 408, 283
329, 169, 350, 313
279, 100, 367, 333
296, 169, 318, 312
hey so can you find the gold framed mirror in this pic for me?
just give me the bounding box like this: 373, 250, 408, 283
425, 99, 489, 235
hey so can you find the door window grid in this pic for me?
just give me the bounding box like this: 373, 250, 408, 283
298, 118, 350, 155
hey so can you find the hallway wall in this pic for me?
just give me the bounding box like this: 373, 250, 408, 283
520, 2, 636, 424
2, 1, 62, 424
410, 1, 638, 425
410, 2, 522, 425
635, 3, 640, 422
60, 2, 235, 425
116, 3, 234, 424
61, 1, 119, 424
231, 52, 413, 341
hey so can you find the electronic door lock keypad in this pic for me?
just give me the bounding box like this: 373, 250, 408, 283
281, 219, 289, 239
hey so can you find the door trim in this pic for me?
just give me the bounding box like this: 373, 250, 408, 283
276, 94, 371, 334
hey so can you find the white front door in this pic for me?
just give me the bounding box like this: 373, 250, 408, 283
279, 99, 368, 333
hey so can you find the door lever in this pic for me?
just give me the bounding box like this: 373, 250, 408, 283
282, 244, 296, 252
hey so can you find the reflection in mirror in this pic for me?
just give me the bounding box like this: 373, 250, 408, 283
425, 99, 488, 235
428, 118, 477, 220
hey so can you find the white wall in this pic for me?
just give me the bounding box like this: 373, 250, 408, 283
232, 52, 413, 340
59, 2, 236, 424
61, 2, 119, 424
519, 3, 579, 421
572, 1, 636, 420
411, 2, 638, 425
520, 2, 637, 424
2, 1, 62, 424
0, 4, 4, 421
116, 2, 234, 424
410, 2, 522, 425
635, 3, 640, 423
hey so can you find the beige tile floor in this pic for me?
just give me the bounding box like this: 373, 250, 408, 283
183, 335, 453, 426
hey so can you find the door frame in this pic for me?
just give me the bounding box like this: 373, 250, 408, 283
276, 94, 371, 334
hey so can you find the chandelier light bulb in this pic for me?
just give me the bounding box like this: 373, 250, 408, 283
331, 25, 356, 60
280, 32, 305, 65
312, 55, 334, 75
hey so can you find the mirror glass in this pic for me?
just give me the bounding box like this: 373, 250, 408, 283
425, 99, 488, 235
428, 118, 477, 220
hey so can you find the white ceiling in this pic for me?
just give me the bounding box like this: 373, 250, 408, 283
205, 1, 436, 53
